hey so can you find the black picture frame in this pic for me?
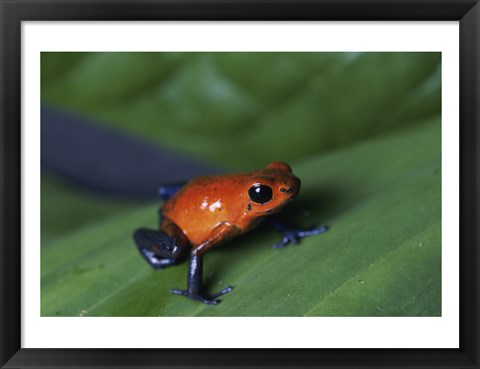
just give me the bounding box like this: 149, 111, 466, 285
1, 1, 479, 368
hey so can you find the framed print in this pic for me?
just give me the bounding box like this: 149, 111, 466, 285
1, 0, 479, 368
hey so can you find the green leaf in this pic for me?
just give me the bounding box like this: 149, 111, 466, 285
41, 119, 440, 316
41, 52, 440, 169
41, 175, 141, 244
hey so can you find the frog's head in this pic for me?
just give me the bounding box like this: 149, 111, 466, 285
245, 162, 301, 216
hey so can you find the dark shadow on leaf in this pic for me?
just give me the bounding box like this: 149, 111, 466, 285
285, 185, 346, 222
210, 186, 343, 258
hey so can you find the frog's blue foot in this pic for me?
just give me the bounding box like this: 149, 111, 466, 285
157, 182, 186, 201
272, 224, 328, 249
169, 286, 233, 305
133, 228, 185, 270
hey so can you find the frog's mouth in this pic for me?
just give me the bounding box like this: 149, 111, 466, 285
260, 196, 296, 215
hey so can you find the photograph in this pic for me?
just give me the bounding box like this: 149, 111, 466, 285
2, 1, 479, 367
40, 51, 442, 317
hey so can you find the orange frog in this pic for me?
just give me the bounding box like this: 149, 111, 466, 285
133, 162, 327, 304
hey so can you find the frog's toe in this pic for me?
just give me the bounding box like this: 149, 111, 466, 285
169, 286, 233, 305
208, 285, 234, 299
298, 225, 329, 237
169, 289, 219, 304
272, 235, 296, 249
272, 225, 328, 248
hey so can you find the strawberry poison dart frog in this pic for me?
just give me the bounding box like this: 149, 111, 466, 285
133, 162, 327, 304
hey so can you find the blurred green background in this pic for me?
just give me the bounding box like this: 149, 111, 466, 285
41, 52, 441, 317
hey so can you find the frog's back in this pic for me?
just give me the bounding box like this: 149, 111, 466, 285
161, 174, 250, 246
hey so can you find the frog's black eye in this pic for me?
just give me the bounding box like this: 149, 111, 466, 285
248, 184, 273, 204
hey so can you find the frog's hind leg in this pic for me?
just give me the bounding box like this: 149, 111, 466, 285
133, 222, 188, 270
133, 229, 179, 269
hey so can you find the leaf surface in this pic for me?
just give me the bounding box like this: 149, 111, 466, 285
41, 52, 440, 169
41, 120, 441, 316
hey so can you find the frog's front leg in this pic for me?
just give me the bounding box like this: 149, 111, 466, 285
170, 222, 240, 305
169, 254, 234, 305
269, 215, 328, 249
